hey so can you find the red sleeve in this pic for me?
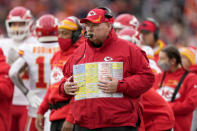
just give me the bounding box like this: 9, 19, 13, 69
170, 74, 197, 115
37, 88, 50, 115
59, 56, 75, 123
117, 46, 155, 98
59, 56, 74, 97
0, 48, 14, 100
66, 99, 75, 124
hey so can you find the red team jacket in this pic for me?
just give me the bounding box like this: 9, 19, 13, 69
141, 88, 175, 131
59, 29, 154, 129
37, 40, 82, 121
153, 68, 197, 131
0, 48, 14, 130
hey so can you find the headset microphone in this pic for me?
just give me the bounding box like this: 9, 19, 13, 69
85, 34, 94, 38
75, 31, 90, 65
84, 30, 94, 38
75, 31, 94, 64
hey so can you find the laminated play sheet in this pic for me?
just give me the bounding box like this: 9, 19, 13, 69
73, 62, 123, 100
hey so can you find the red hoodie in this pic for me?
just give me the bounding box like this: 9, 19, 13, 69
59, 29, 154, 129
0, 48, 14, 130
153, 68, 197, 131
37, 38, 83, 121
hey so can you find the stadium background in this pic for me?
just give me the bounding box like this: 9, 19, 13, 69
0, 0, 197, 47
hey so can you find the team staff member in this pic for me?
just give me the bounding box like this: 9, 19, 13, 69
0, 48, 14, 131
139, 18, 166, 62
59, 7, 154, 131
118, 28, 175, 131
154, 45, 197, 131
36, 16, 83, 131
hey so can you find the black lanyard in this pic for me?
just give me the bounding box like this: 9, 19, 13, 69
159, 70, 189, 102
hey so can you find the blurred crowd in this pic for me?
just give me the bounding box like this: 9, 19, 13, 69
0, 0, 197, 48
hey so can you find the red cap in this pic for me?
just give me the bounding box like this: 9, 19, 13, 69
80, 8, 114, 24
139, 20, 157, 33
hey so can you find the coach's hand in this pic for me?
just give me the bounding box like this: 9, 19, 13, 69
98, 76, 118, 93
63, 76, 78, 95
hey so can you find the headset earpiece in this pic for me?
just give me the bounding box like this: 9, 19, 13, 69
72, 17, 82, 43
96, 6, 113, 19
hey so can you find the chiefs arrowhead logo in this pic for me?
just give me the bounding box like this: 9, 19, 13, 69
88, 11, 96, 16
50, 67, 64, 85
156, 86, 180, 102
104, 56, 113, 62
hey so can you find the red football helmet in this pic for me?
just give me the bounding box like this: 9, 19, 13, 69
114, 14, 139, 30
35, 14, 58, 42
118, 28, 142, 46
6, 6, 33, 41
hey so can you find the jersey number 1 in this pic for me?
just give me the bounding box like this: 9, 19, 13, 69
36, 56, 47, 88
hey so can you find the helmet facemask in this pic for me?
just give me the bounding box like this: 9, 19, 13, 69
6, 19, 33, 41
6, 6, 33, 41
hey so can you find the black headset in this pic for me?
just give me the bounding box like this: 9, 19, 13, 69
145, 17, 160, 40
96, 6, 113, 19
71, 16, 82, 43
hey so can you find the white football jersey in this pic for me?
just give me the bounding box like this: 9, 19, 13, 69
19, 42, 59, 117
141, 45, 161, 74
0, 37, 37, 105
